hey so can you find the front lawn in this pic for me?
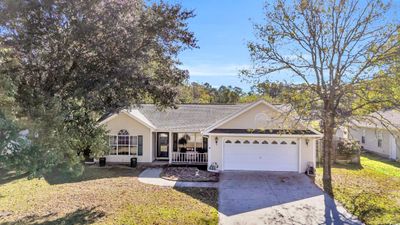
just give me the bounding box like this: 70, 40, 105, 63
0, 166, 218, 225
316, 153, 400, 225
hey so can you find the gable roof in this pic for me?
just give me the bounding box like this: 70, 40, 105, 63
133, 104, 248, 132
98, 100, 321, 135
202, 100, 283, 133
98, 110, 156, 130
352, 109, 400, 130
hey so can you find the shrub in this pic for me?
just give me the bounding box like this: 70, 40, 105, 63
337, 139, 361, 158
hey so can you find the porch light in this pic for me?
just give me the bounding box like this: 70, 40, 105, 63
305, 138, 309, 146
215, 136, 218, 144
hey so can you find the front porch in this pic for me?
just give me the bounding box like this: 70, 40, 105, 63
153, 132, 208, 165
171, 152, 208, 165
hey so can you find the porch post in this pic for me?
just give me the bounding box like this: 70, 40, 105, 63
312, 139, 316, 168
169, 132, 172, 164
298, 138, 302, 173
149, 130, 153, 162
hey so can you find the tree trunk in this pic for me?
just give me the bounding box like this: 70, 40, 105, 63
322, 108, 335, 197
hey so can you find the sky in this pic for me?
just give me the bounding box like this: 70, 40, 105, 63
165, 0, 399, 92
167, 0, 266, 92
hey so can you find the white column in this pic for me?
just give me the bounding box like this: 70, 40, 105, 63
169, 132, 173, 163
207, 135, 212, 170
149, 130, 153, 162
298, 138, 302, 173
312, 139, 316, 168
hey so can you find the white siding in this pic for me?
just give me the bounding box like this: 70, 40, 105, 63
349, 127, 392, 158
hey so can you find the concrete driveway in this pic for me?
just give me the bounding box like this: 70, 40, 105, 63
218, 171, 362, 225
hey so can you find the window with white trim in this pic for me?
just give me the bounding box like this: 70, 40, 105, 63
109, 129, 141, 155
361, 129, 366, 144
377, 131, 383, 148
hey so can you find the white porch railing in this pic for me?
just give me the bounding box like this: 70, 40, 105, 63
171, 152, 208, 164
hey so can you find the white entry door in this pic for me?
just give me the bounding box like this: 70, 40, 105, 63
223, 138, 299, 171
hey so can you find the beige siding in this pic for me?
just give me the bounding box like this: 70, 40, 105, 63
207, 135, 221, 170
103, 113, 152, 163
299, 138, 315, 172
218, 104, 300, 129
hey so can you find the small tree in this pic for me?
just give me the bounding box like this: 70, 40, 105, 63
242, 0, 400, 195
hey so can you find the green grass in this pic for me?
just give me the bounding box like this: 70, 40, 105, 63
0, 166, 218, 225
316, 153, 400, 225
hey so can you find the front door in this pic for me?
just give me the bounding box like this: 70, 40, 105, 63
157, 132, 169, 158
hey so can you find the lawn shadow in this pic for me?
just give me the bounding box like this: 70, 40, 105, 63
323, 193, 361, 225
331, 163, 364, 171
44, 165, 142, 185
0, 169, 28, 185
0, 164, 143, 186
0, 207, 105, 225
346, 190, 385, 223
174, 187, 218, 210
362, 152, 400, 168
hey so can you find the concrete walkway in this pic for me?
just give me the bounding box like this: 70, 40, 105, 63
138, 168, 219, 188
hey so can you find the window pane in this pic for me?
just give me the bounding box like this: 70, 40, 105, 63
110, 136, 117, 146
130, 146, 138, 155
195, 133, 203, 152
118, 136, 129, 146
186, 133, 196, 151
110, 146, 117, 155
130, 136, 138, 146
178, 133, 195, 152
118, 129, 129, 135
118, 146, 129, 155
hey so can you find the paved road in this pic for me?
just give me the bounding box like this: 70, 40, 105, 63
218, 171, 362, 225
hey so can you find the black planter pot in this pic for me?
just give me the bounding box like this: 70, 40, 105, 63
130, 157, 137, 168
99, 157, 106, 167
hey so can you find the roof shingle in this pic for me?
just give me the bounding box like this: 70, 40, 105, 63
133, 104, 249, 132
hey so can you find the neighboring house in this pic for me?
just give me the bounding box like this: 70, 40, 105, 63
99, 100, 323, 172
345, 110, 400, 161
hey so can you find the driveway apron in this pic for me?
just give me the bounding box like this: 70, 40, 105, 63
218, 171, 362, 225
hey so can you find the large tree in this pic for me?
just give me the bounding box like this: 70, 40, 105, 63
242, 0, 399, 195
0, 0, 196, 177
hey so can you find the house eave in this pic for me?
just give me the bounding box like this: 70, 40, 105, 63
202, 132, 323, 138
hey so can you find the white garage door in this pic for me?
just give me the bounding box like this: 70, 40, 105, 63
223, 138, 298, 171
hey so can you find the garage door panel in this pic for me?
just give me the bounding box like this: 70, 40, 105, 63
223, 138, 298, 171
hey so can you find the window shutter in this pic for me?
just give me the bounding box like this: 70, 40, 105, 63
173, 133, 178, 152
138, 135, 143, 156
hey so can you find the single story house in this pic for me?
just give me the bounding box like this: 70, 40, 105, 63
99, 100, 323, 172
342, 110, 400, 161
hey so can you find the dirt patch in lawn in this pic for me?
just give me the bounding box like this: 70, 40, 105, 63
161, 167, 219, 182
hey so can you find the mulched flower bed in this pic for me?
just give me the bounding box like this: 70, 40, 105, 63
161, 167, 219, 182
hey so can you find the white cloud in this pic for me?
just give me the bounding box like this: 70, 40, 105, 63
181, 63, 250, 76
